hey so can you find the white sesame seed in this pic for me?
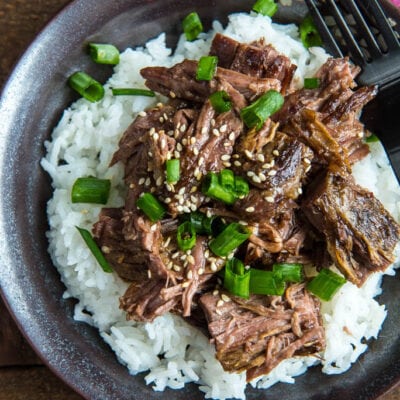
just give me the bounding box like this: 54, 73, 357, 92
245, 206, 255, 213
229, 132, 235, 141
149, 127, 156, 135
303, 157, 311, 165
193, 148, 199, 156
210, 262, 218, 272
148, 151, 153, 157
234, 160, 242, 167
211, 119, 216, 127
182, 281, 190, 288
190, 195, 197, 203
272, 149, 280, 156
190, 137, 196, 145
238, 220, 248, 225
265, 196, 274, 203
139, 111, 147, 117
232, 153, 240, 159
167, 130, 174, 136
258, 172, 267, 181
148, 269, 152, 279
220, 124, 228, 133
174, 151, 180, 159
101, 246, 111, 254
139, 177, 145, 185
178, 187, 185, 195
195, 171, 203, 181
224, 142, 231, 147
190, 204, 197, 212
157, 102, 163, 108
156, 176, 163, 186
176, 143, 183, 151
163, 113, 168, 121
187, 270, 193, 280
159, 117, 164, 123
176, 205, 184, 212
257, 154, 265, 162
217, 299, 224, 307
187, 255, 195, 264
173, 264, 181, 272
268, 170, 277, 176
198, 156, 204, 165
212, 128, 220, 137
180, 124, 187, 132
190, 186, 198, 193
171, 252, 180, 259
180, 254, 187, 261
178, 197, 184, 205
247, 171, 255, 177
145, 177, 151, 186
164, 236, 171, 247
169, 91, 176, 98
182, 138, 188, 145
305, 165, 312, 173
216, 309, 223, 316
167, 261, 173, 270
252, 175, 261, 183
174, 129, 180, 139
298, 187, 303, 194
223, 162, 231, 168
152, 132, 159, 141
221, 154, 231, 161
221, 294, 230, 302
183, 206, 191, 213
213, 290, 219, 296
245, 150, 253, 159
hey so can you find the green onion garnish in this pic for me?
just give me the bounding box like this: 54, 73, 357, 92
111, 88, 155, 97
71, 177, 111, 204
233, 176, 250, 198
185, 211, 218, 236
252, 0, 278, 17
272, 263, 303, 283
249, 268, 285, 295
307, 269, 346, 301
136, 193, 166, 222
366, 134, 380, 143
240, 90, 284, 130
166, 159, 180, 183
196, 56, 218, 81
219, 169, 235, 193
177, 221, 197, 251
209, 91, 232, 113
182, 12, 203, 41
76, 227, 113, 273
202, 172, 236, 205
209, 223, 251, 257
68, 71, 105, 102
299, 14, 323, 48
224, 258, 250, 298
88, 43, 120, 65
304, 77, 320, 89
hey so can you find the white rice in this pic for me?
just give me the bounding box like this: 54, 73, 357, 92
41, 12, 400, 400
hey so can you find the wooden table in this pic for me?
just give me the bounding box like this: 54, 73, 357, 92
0, 0, 400, 399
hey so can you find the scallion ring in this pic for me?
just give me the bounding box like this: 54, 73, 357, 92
71, 177, 111, 204
136, 193, 166, 222
202, 172, 236, 205
182, 12, 203, 41
272, 263, 303, 283
88, 43, 120, 65
304, 77, 320, 89
306, 268, 346, 301
299, 14, 323, 48
249, 268, 285, 296
196, 56, 218, 81
209, 223, 251, 257
177, 221, 197, 251
252, 0, 278, 17
209, 91, 232, 113
224, 257, 250, 298
68, 71, 105, 102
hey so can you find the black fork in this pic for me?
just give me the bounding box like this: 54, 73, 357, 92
305, 0, 400, 88
305, 0, 400, 183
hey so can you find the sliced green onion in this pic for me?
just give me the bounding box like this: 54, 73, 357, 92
209, 91, 232, 113
202, 172, 236, 205
224, 258, 250, 298
307, 269, 346, 301
252, 0, 278, 17
196, 56, 218, 81
249, 268, 285, 295
76, 227, 113, 273
233, 176, 250, 198
182, 12, 203, 41
71, 177, 111, 204
111, 88, 155, 97
68, 71, 105, 102
272, 263, 303, 283
366, 134, 379, 143
304, 77, 320, 89
136, 193, 166, 222
209, 223, 251, 257
299, 14, 323, 48
240, 90, 284, 130
219, 169, 235, 193
88, 43, 120, 65
177, 221, 197, 251
166, 159, 180, 183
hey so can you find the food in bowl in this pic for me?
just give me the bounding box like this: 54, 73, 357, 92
41, 6, 400, 399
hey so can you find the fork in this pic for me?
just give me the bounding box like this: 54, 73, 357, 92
305, 0, 400, 182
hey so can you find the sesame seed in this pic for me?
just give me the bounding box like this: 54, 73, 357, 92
159, 117, 164, 123
305, 165, 312, 173
245, 150, 253, 159
258, 172, 267, 181
213, 290, 219, 296
252, 175, 261, 183
193, 148, 199, 156
163, 113, 168, 121
238, 220, 248, 225
101, 246, 111, 254
303, 157, 311, 165
187, 255, 195, 264
173, 264, 181, 272
234, 160, 242, 167
190, 137, 196, 145
257, 154, 265, 162
298, 187, 303, 194
148, 269, 152, 279
217, 299, 224, 307
168, 130, 174, 136
247, 171, 255, 177
176, 143, 183, 151
210, 262, 218, 272
198, 156, 204, 166
148, 151, 153, 157
174, 129, 180, 139
221, 154, 231, 161
211, 118, 216, 127
182, 138, 188, 145
171, 251, 180, 259
272, 149, 280, 156
153, 132, 159, 141
232, 153, 240, 159
187, 270, 193, 280
156, 176, 163, 186
268, 170, 277, 176
265, 196, 274, 203
178, 197, 184, 205
145, 177, 151, 186
212, 128, 220, 137
157, 102, 163, 108
174, 151, 180, 159
180, 253, 187, 261
182, 281, 190, 288
224, 142, 231, 147
245, 206, 255, 213
190, 195, 197, 203
221, 294, 230, 302
139, 111, 147, 117
216, 309, 223, 316
229, 132, 235, 141
149, 127, 156, 135
220, 124, 228, 133
160, 138, 166, 148
167, 261, 173, 270
139, 177, 145, 185
183, 206, 191, 213
190, 204, 197, 212
195, 171, 203, 181
164, 236, 171, 247
176, 205, 184, 212
180, 124, 187, 132
190, 186, 198, 193
169, 91, 176, 98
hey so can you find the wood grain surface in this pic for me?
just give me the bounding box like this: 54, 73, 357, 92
0, 1, 399, 399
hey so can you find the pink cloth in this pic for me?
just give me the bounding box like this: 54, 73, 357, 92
390, 0, 400, 7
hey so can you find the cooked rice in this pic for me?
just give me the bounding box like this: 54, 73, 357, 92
41, 11, 400, 400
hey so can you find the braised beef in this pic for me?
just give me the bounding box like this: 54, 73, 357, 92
199, 284, 325, 381
302, 168, 400, 286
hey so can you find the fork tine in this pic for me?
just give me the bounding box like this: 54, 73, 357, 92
325, 0, 365, 64
360, 0, 400, 51
344, 0, 382, 59
304, 0, 343, 58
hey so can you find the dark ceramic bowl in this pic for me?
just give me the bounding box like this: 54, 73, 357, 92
1, 1, 400, 399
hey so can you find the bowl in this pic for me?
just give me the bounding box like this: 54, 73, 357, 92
0, 1, 400, 399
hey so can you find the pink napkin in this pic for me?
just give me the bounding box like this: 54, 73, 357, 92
390, 0, 400, 7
